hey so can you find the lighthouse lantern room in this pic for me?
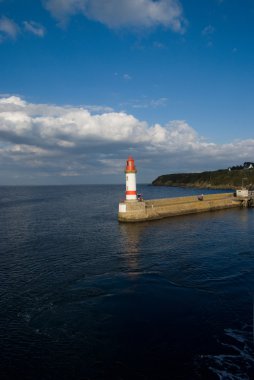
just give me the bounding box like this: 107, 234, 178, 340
125, 156, 137, 201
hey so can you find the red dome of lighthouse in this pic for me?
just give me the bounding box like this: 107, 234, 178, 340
125, 156, 137, 173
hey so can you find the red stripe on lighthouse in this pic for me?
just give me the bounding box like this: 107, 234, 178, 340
126, 190, 137, 195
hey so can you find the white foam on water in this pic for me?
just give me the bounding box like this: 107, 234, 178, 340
225, 328, 251, 344
200, 327, 254, 379
208, 366, 249, 380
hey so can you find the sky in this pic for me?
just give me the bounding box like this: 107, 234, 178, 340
0, 0, 254, 185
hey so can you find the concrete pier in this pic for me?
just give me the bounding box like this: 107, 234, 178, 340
118, 193, 242, 222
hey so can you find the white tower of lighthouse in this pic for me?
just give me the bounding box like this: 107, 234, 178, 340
125, 156, 137, 201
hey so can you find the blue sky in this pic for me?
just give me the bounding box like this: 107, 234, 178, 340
0, 0, 254, 185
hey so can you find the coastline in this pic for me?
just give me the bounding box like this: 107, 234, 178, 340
152, 183, 236, 190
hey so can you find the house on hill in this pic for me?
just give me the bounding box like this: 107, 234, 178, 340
229, 162, 254, 170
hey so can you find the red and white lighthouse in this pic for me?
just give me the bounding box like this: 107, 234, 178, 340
125, 156, 137, 201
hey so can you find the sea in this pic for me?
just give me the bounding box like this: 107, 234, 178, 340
0, 184, 253, 380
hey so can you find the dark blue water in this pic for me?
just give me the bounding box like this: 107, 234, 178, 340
0, 185, 253, 380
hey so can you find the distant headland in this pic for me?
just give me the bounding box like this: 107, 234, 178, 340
152, 162, 254, 190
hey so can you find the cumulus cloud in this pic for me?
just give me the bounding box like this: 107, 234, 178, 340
0, 16, 20, 41
0, 95, 253, 184
43, 0, 186, 32
23, 21, 46, 37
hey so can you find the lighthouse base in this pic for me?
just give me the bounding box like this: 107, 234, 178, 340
118, 201, 147, 222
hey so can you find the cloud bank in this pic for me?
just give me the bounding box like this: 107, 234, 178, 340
0, 96, 253, 184
43, 0, 186, 32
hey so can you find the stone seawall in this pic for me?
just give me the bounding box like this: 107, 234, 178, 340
118, 193, 241, 222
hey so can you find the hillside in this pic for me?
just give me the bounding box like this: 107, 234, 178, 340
152, 168, 254, 190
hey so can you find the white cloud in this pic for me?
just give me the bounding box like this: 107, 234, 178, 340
56, 139, 76, 147
84, 104, 114, 113
43, 0, 186, 32
43, 0, 85, 24
0, 95, 254, 183
60, 170, 80, 176
202, 25, 215, 48
202, 25, 215, 36
0, 18, 46, 43
153, 41, 167, 49
123, 73, 132, 81
150, 97, 168, 108
23, 21, 46, 37
0, 96, 26, 107
127, 97, 168, 109
0, 16, 20, 40
8, 144, 51, 156
0, 111, 31, 134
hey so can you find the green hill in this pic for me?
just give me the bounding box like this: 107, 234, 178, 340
152, 168, 254, 190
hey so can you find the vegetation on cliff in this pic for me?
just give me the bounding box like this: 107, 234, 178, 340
152, 166, 254, 190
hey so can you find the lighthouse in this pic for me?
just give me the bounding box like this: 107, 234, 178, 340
118, 156, 143, 219
125, 156, 137, 201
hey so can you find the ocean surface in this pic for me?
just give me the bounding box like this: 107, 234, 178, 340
0, 184, 253, 380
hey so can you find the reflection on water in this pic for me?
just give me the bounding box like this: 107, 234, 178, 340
119, 223, 145, 275
238, 208, 251, 223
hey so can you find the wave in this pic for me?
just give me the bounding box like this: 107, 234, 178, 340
200, 325, 254, 379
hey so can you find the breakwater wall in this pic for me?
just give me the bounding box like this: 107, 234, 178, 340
118, 193, 241, 222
